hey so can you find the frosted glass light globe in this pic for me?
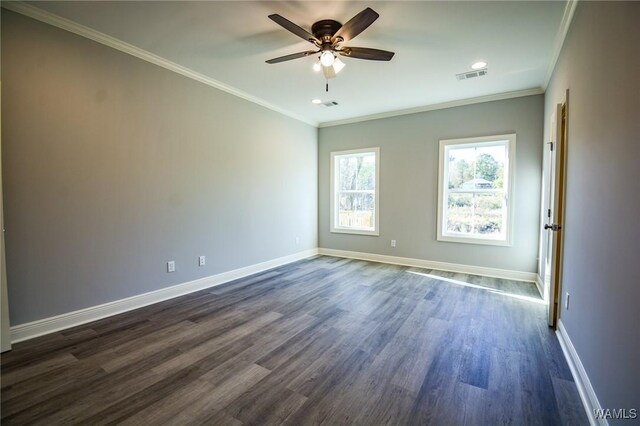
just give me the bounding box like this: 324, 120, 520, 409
320, 51, 335, 67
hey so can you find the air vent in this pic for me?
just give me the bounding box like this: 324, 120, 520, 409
322, 101, 339, 107
456, 68, 488, 81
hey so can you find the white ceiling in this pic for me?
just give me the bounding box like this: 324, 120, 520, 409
24, 1, 567, 126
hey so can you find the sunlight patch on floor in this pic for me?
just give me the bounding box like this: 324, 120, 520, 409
408, 270, 546, 305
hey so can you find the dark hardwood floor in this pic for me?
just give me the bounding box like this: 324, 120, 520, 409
1, 256, 585, 425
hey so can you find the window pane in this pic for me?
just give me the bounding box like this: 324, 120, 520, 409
447, 144, 506, 190
446, 193, 473, 234
473, 193, 505, 236
338, 192, 374, 230
446, 192, 505, 237
338, 192, 353, 227
475, 145, 506, 189
356, 154, 376, 190
338, 157, 357, 190
447, 147, 476, 190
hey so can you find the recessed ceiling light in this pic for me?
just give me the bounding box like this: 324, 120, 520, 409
471, 61, 488, 70
311, 99, 322, 104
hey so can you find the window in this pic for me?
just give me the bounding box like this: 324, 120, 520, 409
330, 148, 379, 236
437, 134, 515, 246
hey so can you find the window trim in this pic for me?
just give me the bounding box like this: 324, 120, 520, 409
437, 134, 516, 246
330, 147, 380, 236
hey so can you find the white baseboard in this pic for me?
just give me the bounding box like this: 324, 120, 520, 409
10, 249, 319, 343
556, 319, 607, 426
10, 248, 536, 343
535, 274, 545, 299
318, 248, 537, 283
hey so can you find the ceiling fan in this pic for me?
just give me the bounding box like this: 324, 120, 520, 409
265, 8, 394, 90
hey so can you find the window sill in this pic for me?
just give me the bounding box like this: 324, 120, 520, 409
437, 234, 512, 247
330, 228, 379, 237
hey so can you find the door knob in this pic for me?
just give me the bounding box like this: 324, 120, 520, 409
544, 224, 561, 231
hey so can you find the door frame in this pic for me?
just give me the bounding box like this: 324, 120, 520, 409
545, 90, 569, 327
0, 80, 11, 352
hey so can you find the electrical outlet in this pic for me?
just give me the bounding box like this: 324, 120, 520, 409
199, 256, 206, 267
391, 240, 397, 248
565, 292, 570, 310
167, 261, 175, 273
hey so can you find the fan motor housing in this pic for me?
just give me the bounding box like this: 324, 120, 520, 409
312, 19, 342, 41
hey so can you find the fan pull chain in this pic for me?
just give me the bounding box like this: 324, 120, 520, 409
326, 80, 329, 92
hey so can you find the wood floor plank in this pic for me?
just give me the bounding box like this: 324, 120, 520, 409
98, 320, 198, 372
390, 316, 448, 395
519, 351, 565, 425
1, 256, 585, 425
223, 326, 347, 420
0, 360, 108, 419
281, 348, 372, 425
552, 377, 588, 426
1, 352, 78, 388
487, 347, 524, 424
151, 310, 283, 376
353, 383, 416, 425
120, 363, 270, 425
182, 317, 314, 392
0, 329, 97, 372
536, 318, 576, 381
255, 316, 340, 371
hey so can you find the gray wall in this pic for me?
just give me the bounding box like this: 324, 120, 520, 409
1, 11, 318, 326
319, 95, 543, 273
544, 1, 640, 414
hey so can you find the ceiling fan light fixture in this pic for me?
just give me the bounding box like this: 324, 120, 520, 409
322, 65, 337, 80
332, 57, 346, 74
265, 8, 395, 92
320, 51, 335, 67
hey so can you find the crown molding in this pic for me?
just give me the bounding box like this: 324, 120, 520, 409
1, 1, 318, 127
542, 0, 579, 90
318, 87, 544, 128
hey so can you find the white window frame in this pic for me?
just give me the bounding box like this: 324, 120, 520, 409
330, 147, 380, 236
437, 134, 516, 246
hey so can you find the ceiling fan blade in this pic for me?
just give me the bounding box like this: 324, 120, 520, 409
332, 8, 379, 43
266, 50, 318, 64
339, 47, 395, 61
268, 14, 319, 44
